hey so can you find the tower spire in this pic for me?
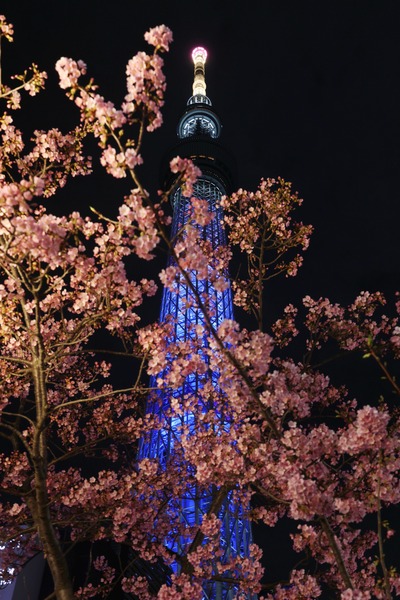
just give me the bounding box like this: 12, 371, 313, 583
186, 46, 212, 108
191, 46, 207, 97
177, 46, 222, 139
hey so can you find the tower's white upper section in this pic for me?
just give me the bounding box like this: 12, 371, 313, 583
177, 46, 221, 139
192, 47, 207, 97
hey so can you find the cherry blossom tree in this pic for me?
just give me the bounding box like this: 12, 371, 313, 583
148, 185, 400, 599
0, 13, 399, 600
0, 17, 175, 600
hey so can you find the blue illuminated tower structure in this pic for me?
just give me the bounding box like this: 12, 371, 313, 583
139, 48, 253, 599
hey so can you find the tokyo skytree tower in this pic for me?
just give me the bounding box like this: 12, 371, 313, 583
139, 47, 254, 600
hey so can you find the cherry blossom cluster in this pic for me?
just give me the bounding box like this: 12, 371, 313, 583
170, 156, 202, 197
56, 24, 172, 183
0, 123, 91, 215
0, 16, 46, 109
303, 291, 399, 358
261, 569, 322, 599
124, 51, 166, 132
100, 145, 143, 178
158, 573, 204, 600
220, 178, 312, 318
134, 171, 400, 598
6, 64, 47, 109
159, 208, 230, 298
144, 24, 173, 52
271, 303, 299, 347
144, 286, 400, 597
55, 57, 87, 90
0, 15, 13, 41
117, 189, 162, 259
221, 177, 311, 254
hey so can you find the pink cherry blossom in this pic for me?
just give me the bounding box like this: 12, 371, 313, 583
55, 56, 87, 89
144, 25, 173, 52
170, 156, 201, 196
0, 15, 14, 41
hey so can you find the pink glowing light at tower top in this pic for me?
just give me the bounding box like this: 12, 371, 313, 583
192, 47, 207, 64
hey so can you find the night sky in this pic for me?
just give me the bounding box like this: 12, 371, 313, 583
2, 0, 400, 588
3, 0, 399, 313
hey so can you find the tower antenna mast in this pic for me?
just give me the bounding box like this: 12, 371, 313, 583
192, 46, 208, 97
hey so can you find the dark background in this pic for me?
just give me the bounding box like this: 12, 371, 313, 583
2, 0, 399, 589
3, 0, 399, 310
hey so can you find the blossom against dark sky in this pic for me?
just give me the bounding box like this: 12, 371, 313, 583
3, 0, 399, 310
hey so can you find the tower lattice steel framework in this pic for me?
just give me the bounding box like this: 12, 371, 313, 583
139, 48, 254, 600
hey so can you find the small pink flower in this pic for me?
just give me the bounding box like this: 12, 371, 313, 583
55, 57, 87, 89
144, 25, 173, 52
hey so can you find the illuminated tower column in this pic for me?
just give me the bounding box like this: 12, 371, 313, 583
140, 48, 254, 600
